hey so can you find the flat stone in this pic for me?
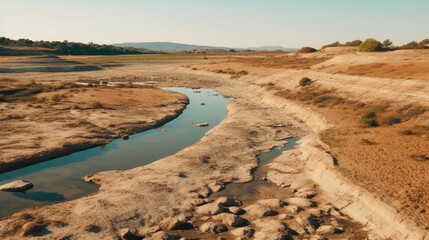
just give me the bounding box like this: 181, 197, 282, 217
199, 222, 228, 234
160, 218, 194, 230
229, 206, 245, 215
196, 203, 226, 215
215, 197, 242, 207
316, 225, 334, 234
287, 197, 315, 208
283, 205, 301, 214
256, 199, 286, 208
0, 180, 33, 192
148, 231, 180, 240
230, 226, 255, 238
196, 122, 209, 127
244, 204, 278, 218
278, 213, 294, 220
212, 213, 249, 227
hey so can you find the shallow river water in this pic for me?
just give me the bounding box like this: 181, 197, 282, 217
0, 88, 229, 218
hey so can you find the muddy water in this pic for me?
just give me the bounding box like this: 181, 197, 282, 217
0, 88, 229, 218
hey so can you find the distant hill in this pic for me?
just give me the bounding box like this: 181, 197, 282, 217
112, 42, 297, 51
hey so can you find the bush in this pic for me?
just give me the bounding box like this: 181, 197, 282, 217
345, 40, 362, 46
382, 39, 393, 48
0, 94, 4, 101
360, 111, 379, 127
237, 70, 248, 75
401, 41, 422, 49
419, 39, 429, 47
359, 38, 382, 52
299, 77, 312, 86
298, 47, 317, 53
384, 116, 401, 125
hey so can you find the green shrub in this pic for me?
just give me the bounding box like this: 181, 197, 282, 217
359, 38, 382, 52
360, 111, 379, 127
345, 40, 362, 46
419, 39, 429, 47
299, 77, 312, 86
384, 116, 401, 125
298, 47, 317, 53
401, 41, 422, 49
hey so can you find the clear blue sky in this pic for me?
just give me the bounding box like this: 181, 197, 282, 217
1, 0, 428, 48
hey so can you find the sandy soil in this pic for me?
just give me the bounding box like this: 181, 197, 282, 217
0, 83, 188, 173
0, 50, 428, 239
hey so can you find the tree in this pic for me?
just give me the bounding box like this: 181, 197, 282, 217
418, 39, 429, 47
382, 39, 392, 48
359, 38, 382, 52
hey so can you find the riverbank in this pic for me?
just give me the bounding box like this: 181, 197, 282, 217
0, 84, 189, 173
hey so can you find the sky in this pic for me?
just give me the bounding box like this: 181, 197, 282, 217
1, 0, 428, 48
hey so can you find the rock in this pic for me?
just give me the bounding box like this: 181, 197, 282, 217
212, 213, 249, 227
196, 203, 226, 215
119, 228, 141, 240
278, 213, 293, 220
201, 216, 210, 221
311, 235, 328, 240
283, 205, 301, 214
138, 226, 161, 235
253, 219, 291, 240
201, 103, 205, 105
229, 206, 245, 215
306, 208, 322, 217
287, 221, 306, 235
215, 197, 242, 207
190, 198, 206, 206
334, 226, 344, 234
122, 135, 130, 140
253, 219, 286, 232
287, 197, 315, 208
244, 204, 278, 218
256, 199, 286, 208
0, 180, 33, 192
195, 122, 209, 127
199, 222, 228, 234
295, 190, 317, 199
198, 187, 212, 198
148, 231, 180, 240
209, 182, 224, 192
316, 225, 333, 234
160, 218, 194, 230
230, 226, 255, 239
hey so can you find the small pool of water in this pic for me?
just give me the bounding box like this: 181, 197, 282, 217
211, 137, 300, 199
0, 88, 230, 218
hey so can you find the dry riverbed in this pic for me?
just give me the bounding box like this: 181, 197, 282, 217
0, 52, 428, 240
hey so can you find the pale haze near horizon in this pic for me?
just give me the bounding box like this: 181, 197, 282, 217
1, 0, 428, 49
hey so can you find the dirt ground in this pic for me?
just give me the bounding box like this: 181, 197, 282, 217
0, 80, 188, 172
0, 50, 428, 239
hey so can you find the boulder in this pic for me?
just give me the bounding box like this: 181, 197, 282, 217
0, 180, 33, 192
229, 206, 245, 215
256, 199, 286, 208
215, 197, 242, 207
283, 205, 301, 215
147, 231, 180, 240
316, 225, 334, 234
199, 222, 228, 234
196, 203, 226, 215
244, 204, 277, 218
212, 213, 249, 227
287, 197, 315, 208
230, 226, 255, 239
160, 218, 194, 230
